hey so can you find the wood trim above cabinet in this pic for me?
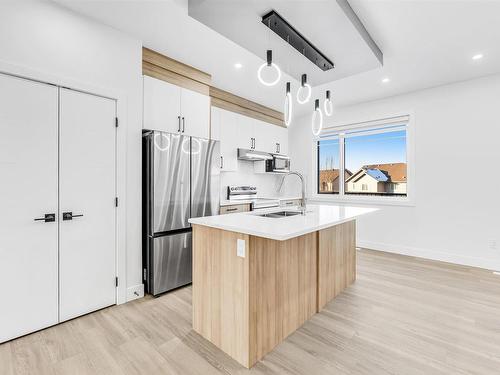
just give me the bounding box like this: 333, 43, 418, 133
142, 47, 211, 95
142, 47, 285, 127
210, 86, 285, 127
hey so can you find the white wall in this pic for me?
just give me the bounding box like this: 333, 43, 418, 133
289, 74, 500, 271
0, 1, 144, 297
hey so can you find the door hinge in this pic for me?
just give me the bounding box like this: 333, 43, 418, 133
115, 117, 119, 128
143, 268, 147, 281
115, 197, 119, 207
115, 277, 119, 287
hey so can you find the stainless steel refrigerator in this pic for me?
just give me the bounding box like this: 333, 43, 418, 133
142, 130, 220, 296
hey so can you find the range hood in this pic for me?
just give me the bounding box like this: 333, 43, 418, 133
237, 148, 273, 161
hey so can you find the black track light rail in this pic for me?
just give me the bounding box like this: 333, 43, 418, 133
262, 10, 334, 72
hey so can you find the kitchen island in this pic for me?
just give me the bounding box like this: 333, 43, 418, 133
188, 204, 378, 368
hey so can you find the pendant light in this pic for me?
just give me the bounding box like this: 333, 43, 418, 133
257, 50, 281, 86
324, 90, 333, 117
297, 74, 311, 104
312, 99, 323, 136
284, 82, 292, 127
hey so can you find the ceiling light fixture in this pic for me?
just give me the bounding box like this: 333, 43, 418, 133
472, 54, 483, 60
262, 10, 334, 71
234, 63, 243, 69
312, 99, 323, 136
284, 82, 292, 127
381, 77, 390, 83
324, 90, 333, 117
297, 74, 311, 104
257, 50, 281, 86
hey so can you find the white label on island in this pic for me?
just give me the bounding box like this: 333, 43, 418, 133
237, 239, 246, 258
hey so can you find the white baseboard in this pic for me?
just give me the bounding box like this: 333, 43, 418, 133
126, 284, 144, 302
357, 240, 500, 272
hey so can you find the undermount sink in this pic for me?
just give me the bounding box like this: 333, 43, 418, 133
258, 210, 303, 218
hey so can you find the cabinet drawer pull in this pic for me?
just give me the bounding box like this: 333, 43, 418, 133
220, 156, 224, 169
226, 207, 238, 212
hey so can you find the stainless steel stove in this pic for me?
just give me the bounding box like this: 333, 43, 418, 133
227, 186, 279, 210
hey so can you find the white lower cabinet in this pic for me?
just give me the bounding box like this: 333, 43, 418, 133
0, 74, 117, 343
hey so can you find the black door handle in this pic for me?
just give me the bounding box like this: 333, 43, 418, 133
34, 213, 55, 222
182, 117, 185, 132
177, 116, 181, 132
62, 212, 84, 221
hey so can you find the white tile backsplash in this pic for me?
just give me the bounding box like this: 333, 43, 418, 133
220, 160, 296, 200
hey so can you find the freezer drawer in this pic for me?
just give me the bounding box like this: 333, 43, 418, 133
151, 231, 192, 295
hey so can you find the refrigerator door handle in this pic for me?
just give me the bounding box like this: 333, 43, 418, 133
182, 117, 185, 133
177, 116, 181, 132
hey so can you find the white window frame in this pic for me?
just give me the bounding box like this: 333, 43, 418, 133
311, 112, 415, 207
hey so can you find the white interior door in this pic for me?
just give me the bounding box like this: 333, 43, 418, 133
0, 74, 58, 342
59, 88, 116, 322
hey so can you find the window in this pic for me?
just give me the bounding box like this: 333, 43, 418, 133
317, 138, 340, 194
316, 117, 409, 200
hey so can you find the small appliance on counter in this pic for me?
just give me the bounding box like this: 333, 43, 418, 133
227, 186, 280, 210
142, 130, 220, 296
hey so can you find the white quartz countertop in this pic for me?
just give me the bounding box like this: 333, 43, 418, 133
189, 204, 379, 241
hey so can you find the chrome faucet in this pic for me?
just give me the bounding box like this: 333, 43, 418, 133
277, 171, 307, 215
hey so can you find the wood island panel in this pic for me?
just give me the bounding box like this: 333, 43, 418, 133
192, 225, 250, 366
248, 233, 317, 365
192, 220, 356, 368
318, 220, 356, 310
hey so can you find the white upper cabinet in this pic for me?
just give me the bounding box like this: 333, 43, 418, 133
212, 106, 289, 172
236, 114, 255, 151
180, 87, 210, 139
210, 106, 221, 141
211, 106, 237, 171
143, 75, 209, 139
143, 76, 181, 133
275, 125, 288, 155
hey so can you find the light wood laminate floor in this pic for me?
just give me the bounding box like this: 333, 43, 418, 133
2, 249, 500, 375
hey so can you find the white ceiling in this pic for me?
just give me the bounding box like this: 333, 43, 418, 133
188, 0, 382, 86
55, 0, 500, 118
318, 0, 500, 108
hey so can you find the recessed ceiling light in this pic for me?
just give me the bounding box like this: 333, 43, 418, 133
234, 63, 243, 69
381, 77, 390, 83
472, 54, 483, 61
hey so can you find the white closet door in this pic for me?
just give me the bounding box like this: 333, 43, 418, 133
59, 88, 116, 322
0, 74, 58, 343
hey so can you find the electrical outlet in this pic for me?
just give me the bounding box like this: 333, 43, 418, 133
237, 239, 246, 258
489, 239, 497, 250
